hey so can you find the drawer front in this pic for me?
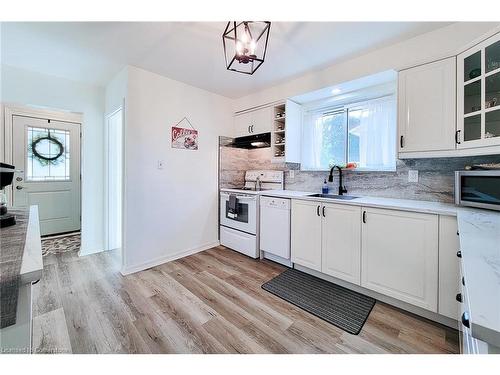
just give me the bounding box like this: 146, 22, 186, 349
220, 226, 258, 258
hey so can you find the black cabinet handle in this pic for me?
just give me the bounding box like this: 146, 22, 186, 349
455, 130, 461, 145
456, 293, 463, 303
362, 211, 367, 223
461, 312, 470, 328
322, 206, 325, 217
400, 135, 404, 148
317, 205, 320, 216
457, 250, 462, 258
251, 125, 254, 133
248, 125, 251, 133
462, 276, 465, 286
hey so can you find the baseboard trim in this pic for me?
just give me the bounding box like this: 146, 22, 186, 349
42, 231, 80, 240
120, 241, 220, 276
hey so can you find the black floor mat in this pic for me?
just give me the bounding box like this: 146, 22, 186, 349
262, 268, 376, 335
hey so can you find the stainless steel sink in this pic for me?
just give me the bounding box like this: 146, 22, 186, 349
308, 193, 359, 200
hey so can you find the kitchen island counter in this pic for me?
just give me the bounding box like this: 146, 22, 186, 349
0, 205, 42, 353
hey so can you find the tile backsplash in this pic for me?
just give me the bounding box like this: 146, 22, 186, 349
219, 146, 500, 203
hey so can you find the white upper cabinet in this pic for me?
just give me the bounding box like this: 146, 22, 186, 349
234, 106, 272, 137
398, 57, 457, 153
234, 111, 253, 137
361, 207, 439, 312
321, 203, 361, 285
457, 32, 500, 149
251, 106, 273, 134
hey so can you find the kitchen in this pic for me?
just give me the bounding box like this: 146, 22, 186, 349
0, 12, 500, 372
218, 30, 500, 353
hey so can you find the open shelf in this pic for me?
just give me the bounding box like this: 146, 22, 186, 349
272, 103, 287, 160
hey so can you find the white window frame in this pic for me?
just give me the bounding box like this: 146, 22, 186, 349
301, 93, 397, 172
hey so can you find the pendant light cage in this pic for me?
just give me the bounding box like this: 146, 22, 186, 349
222, 21, 271, 75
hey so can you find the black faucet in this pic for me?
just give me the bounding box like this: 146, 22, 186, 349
328, 165, 348, 196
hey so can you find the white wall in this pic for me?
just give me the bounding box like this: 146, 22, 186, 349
234, 22, 500, 111
1, 64, 105, 255
105, 67, 128, 115
121, 66, 233, 274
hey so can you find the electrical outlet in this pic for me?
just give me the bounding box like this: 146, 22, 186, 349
408, 170, 419, 183
289, 170, 295, 179
157, 160, 164, 170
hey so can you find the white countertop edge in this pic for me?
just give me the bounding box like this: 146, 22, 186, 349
257, 190, 457, 216
471, 322, 500, 348
457, 207, 500, 347
19, 205, 43, 285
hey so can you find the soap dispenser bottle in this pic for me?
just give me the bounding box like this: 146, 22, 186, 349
322, 179, 329, 194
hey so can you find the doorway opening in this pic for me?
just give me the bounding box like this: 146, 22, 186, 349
105, 108, 124, 265
4, 106, 84, 256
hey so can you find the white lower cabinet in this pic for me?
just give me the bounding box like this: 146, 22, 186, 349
360, 207, 439, 312
291, 200, 322, 271
321, 203, 361, 285
290, 199, 456, 315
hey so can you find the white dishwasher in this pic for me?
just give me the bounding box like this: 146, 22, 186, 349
259, 196, 292, 267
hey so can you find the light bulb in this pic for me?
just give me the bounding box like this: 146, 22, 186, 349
236, 41, 243, 55
249, 40, 257, 55
241, 31, 248, 44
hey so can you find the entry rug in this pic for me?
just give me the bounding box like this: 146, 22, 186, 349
42, 233, 81, 256
262, 268, 376, 335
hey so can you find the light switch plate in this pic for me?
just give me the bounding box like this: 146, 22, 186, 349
408, 170, 419, 183
157, 160, 164, 170
289, 170, 294, 179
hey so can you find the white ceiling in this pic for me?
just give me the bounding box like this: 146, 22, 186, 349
1, 22, 451, 98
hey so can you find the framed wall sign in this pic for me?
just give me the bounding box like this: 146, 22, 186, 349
171, 117, 198, 150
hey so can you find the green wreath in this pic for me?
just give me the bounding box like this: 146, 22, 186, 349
28, 133, 65, 167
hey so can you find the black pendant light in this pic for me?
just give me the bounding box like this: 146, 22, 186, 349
222, 21, 271, 75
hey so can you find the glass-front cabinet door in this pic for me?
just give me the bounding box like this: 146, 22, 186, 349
458, 32, 500, 148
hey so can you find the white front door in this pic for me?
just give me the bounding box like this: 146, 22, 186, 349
12, 115, 81, 236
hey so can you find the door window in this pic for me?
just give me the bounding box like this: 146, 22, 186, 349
26, 126, 71, 181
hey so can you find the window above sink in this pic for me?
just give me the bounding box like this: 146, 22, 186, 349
301, 89, 396, 171
299, 79, 397, 172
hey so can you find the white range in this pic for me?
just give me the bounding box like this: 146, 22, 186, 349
219, 170, 285, 260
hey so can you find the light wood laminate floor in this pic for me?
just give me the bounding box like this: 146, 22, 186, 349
32, 246, 459, 354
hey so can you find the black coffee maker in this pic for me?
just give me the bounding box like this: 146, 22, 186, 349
0, 162, 16, 228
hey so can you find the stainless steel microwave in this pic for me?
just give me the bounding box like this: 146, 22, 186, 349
455, 170, 500, 211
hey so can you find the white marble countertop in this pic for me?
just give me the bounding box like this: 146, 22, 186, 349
258, 189, 457, 216
19, 206, 43, 285
457, 207, 500, 347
